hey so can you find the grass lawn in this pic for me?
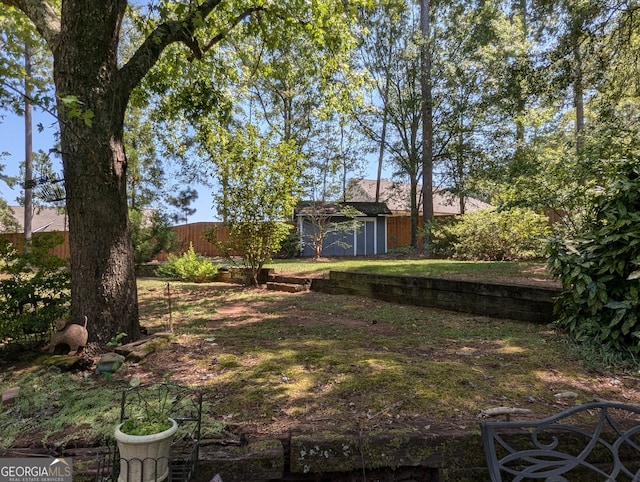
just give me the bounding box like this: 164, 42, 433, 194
2, 268, 637, 454
265, 258, 557, 287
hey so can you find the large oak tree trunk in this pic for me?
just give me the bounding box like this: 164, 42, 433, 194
54, 1, 140, 343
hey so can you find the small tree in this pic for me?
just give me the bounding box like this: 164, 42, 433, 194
206, 124, 302, 286
298, 202, 362, 259
129, 210, 180, 265
0, 198, 20, 233
0, 159, 21, 233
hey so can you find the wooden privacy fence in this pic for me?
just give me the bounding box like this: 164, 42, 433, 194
0, 231, 70, 259
157, 220, 427, 259
0, 224, 224, 261
0, 211, 563, 261
386, 216, 424, 250
0, 217, 465, 261
164, 219, 421, 258
155, 222, 227, 260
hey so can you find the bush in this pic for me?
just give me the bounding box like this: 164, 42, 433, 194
130, 210, 180, 265
0, 233, 70, 341
547, 162, 640, 358
275, 228, 302, 259
428, 208, 550, 260
425, 216, 459, 258
155, 243, 218, 282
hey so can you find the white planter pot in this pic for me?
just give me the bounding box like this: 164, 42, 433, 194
114, 418, 178, 482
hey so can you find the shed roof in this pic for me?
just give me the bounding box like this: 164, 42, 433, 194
295, 201, 392, 217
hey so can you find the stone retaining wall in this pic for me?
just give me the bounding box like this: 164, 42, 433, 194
311, 271, 560, 323
194, 430, 485, 482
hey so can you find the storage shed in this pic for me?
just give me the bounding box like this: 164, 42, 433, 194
295, 201, 392, 257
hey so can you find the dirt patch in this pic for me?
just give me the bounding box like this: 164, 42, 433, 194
127, 290, 640, 441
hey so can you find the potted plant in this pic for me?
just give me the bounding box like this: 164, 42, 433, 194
114, 379, 178, 482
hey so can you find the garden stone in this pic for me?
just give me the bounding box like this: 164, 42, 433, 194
2, 386, 20, 406
96, 352, 126, 373
554, 391, 579, 399
115, 333, 172, 361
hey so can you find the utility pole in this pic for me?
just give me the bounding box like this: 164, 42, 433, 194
24, 42, 34, 249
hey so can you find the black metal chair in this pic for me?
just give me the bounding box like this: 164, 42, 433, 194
480, 401, 640, 481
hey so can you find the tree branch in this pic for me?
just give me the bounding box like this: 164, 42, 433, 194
195, 6, 264, 58
118, 0, 263, 99
1, 0, 61, 53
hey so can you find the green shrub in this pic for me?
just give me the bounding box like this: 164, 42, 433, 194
275, 227, 302, 259
429, 208, 550, 261
0, 233, 70, 341
425, 216, 459, 258
547, 162, 640, 358
130, 210, 181, 265
155, 243, 217, 282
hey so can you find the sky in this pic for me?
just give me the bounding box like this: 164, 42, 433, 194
1, 107, 217, 223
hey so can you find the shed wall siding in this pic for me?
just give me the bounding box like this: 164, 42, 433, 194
299, 217, 387, 257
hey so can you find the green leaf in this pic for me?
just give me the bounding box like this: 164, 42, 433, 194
627, 270, 640, 280
621, 316, 637, 336
82, 110, 94, 127
59, 94, 83, 108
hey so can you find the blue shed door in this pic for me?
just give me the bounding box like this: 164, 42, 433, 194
356, 220, 376, 255
365, 220, 375, 254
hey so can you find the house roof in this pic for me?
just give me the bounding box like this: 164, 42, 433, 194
7, 206, 68, 233
295, 201, 392, 217
5, 206, 160, 234
344, 179, 491, 215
